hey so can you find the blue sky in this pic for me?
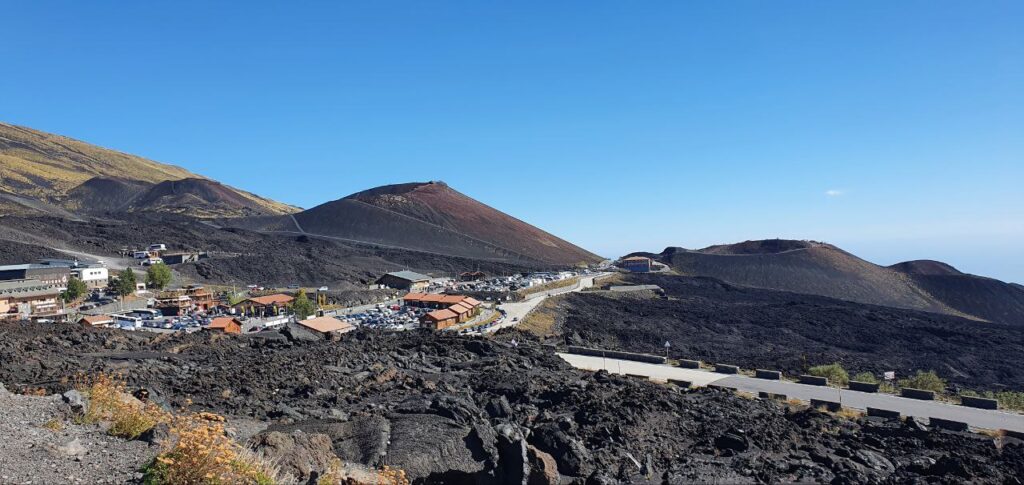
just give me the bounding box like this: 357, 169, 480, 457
3, 1, 1023, 282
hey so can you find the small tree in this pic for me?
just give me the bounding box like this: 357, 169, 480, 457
62, 277, 89, 302
898, 370, 946, 393
291, 289, 315, 320
146, 263, 172, 290
808, 363, 849, 387
113, 268, 137, 298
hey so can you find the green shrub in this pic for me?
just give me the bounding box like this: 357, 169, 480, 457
898, 370, 946, 393
851, 372, 878, 384
807, 363, 849, 387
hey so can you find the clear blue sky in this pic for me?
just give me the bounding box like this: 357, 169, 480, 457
3, 2, 1022, 282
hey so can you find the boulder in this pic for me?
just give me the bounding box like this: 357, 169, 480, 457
61, 390, 87, 415
527, 445, 560, 485
251, 430, 336, 483
714, 429, 749, 453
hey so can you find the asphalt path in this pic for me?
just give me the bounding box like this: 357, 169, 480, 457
559, 353, 1024, 433
487, 273, 609, 333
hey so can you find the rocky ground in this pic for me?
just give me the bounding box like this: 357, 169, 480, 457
540, 273, 1024, 391
0, 323, 1022, 483
0, 384, 155, 484
0, 214, 546, 288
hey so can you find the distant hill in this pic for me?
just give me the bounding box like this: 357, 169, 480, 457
237, 181, 601, 266
649, 240, 950, 315
644, 240, 1023, 325
890, 260, 1024, 327
0, 122, 297, 217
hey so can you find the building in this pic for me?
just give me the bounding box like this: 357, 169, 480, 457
376, 271, 431, 291
161, 252, 208, 265
422, 308, 459, 330
0, 264, 71, 286
459, 271, 486, 282
155, 291, 192, 316
621, 256, 653, 273
298, 316, 356, 335
79, 315, 114, 327
0, 279, 64, 321
207, 316, 243, 334
233, 294, 294, 317
36, 259, 109, 288
403, 293, 481, 314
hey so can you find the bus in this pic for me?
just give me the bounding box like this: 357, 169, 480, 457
112, 315, 142, 329
129, 308, 161, 319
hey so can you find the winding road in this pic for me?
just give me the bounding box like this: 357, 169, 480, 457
559, 353, 1024, 433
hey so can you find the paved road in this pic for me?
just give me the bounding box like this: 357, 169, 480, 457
487, 273, 609, 333
559, 353, 1024, 433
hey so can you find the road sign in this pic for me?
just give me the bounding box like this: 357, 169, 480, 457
664, 341, 671, 349
884, 371, 895, 381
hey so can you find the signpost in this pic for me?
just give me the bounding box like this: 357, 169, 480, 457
664, 340, 671, 358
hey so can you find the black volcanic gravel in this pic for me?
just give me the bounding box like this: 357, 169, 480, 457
0, 323, 1022, 483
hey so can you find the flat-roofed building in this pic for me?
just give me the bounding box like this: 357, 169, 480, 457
0, 264, 71, 286
621, 256, 653, 273
376, 271, 431, 291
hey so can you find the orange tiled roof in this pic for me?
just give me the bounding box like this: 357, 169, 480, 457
449, 303, 471, 314
209, 317, 240, 329
439, 295, 468, 304
299, 316, 355, 334
247, 294, 294, 306
419, 294, 446, 303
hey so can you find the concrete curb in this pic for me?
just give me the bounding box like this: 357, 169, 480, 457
755, 369, 782, 380
849, 381, 879, 393
960, 395, 998, 410
799, 375, 828, 386
867, 407, 901, 420
714, 364, 739, 374
930, 417, 969, 432
901, 388, 936, 400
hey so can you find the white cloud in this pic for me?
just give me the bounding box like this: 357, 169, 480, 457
825, 189, 845, 197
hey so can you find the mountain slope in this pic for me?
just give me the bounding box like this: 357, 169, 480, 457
890, 260, 1024, 326
0, 122, 297, 217
244, 181, 601, 266
649, 240, 957, 317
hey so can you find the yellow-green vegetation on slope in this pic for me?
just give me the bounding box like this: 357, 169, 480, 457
0, 122, 298, 217
0, 122, 197, 197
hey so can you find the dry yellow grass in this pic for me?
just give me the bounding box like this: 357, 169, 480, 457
316, 459, 410, 485
518, 300, 560, 337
